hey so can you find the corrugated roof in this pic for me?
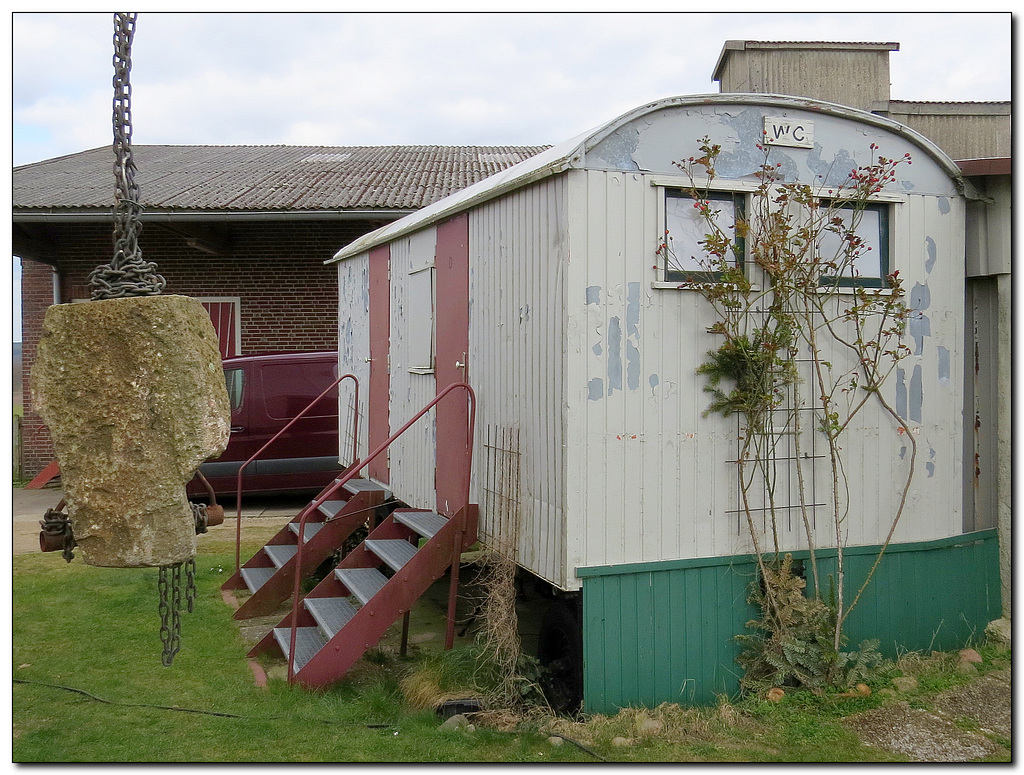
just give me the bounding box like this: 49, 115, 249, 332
13, 144, 549, 212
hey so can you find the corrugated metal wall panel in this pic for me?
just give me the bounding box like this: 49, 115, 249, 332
566, 169, 966, 574
336, 257, 370, 465
469, 175, 568, 588
387, 230, 438, 510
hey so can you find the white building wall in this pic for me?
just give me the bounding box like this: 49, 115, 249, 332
337, 255, 370, 465
386, 229, 439, 510
564, 137, 966, 577
468, 175, 570, 588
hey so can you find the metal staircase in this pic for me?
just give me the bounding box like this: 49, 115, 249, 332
250, 503, 478, 688
221, 474, 391, 620
233, 382, 477, 688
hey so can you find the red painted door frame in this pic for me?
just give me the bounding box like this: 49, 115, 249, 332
368, 245, 391, 484
433, 214, 471, 516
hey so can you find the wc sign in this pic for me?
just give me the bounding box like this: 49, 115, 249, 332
764, 117, 815, 149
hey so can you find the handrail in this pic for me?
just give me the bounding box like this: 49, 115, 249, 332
233, 372, 360, 574
286, 381, 476, 682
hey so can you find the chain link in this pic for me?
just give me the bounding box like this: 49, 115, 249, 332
158, 565, 173, 666
170, 563, 183, 661
185, 558, 196, 614
89, 12, 166, 301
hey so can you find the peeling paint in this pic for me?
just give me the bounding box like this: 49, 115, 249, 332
607, 316, 623, 394
649, 374, 659, 395
593, 342, 602, 356
588, 378, 603, 401
626, 282, 641, 338
926, 462, 935, 477
896, 368, 907, 419
937, 347, 951, 386
910, 364, 923, 423
909, 283, 932, 355
586, 285, 601, 305
899, 445, 907, 460
626, 340, 640, 390
937, 196, 951, 215
925, 237, 937, 274
520, 304, 530, 323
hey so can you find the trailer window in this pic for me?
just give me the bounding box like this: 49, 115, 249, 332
661, 189, 745, 283
816, 201, 890, 288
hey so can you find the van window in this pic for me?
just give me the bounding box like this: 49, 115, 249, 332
224, 368, 244, 413
261, 362, 339, 420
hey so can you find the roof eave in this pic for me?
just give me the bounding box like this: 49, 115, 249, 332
12, 208, 417, 224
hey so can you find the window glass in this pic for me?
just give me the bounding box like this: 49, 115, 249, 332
224, 368, 244, 413
817, 203, 889, 287
663, 190, 743, 282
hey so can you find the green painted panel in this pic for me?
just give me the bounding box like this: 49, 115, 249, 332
808, 533, 1001, 656
580, 532, 1001, 714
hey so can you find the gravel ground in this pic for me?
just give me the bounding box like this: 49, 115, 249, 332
844, 667, 1011, 762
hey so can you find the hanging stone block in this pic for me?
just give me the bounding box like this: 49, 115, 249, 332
31, 295, 231, 568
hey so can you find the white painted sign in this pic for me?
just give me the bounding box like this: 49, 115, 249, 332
764, 117, 815, 149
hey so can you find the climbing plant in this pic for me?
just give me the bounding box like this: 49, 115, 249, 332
663, 136, 917, 689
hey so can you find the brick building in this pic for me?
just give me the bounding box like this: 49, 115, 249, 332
14, 144, 545, 478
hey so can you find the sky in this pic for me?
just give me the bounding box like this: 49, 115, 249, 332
8, 10, 1014, 341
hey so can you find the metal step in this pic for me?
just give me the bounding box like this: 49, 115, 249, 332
240, 566, 276, 594
317, 500, 348, 519
304, 596, 358, 638
393, 510, 448, 539
342, 479, 392, 498
264, 544, 298, 569
288, 521, 324, 543
335, 567, 388, 605
365, 539, 418, 573
273, 626, 326, 672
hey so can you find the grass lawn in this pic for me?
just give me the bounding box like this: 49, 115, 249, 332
12, 529, 1012, 763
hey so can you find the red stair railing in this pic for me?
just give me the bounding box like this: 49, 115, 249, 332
233, 372, 360, 574
286, 382, 476, 683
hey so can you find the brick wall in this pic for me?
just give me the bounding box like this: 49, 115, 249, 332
20, 218, 372, 478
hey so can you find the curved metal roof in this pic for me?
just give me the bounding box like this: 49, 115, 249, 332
330, 93, 971, 264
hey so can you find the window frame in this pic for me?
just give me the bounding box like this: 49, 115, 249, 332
815, 200, 891, 290
660, 187, 747, 284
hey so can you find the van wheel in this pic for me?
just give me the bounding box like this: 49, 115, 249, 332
537, 598, 583, 714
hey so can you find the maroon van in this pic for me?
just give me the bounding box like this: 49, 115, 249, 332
188, 351, 344, 498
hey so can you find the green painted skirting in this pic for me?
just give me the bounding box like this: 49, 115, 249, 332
579, 531, 1001, 713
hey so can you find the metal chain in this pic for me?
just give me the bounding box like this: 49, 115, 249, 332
170, 563, 183, 660
89, 12, 166, 301
185, 558, 196, 614
158, 565, 173, 665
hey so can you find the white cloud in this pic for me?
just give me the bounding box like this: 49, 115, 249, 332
12, 11, 1012, 162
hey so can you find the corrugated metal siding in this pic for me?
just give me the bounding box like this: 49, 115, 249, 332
469, 175, 569, 588
336, 256, 371, 464
386, 230, 438, 509
580, 530, 1000, 712
565, 167, 966, 574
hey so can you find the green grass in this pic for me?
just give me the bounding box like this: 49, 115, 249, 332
12, 533, 1012, 763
